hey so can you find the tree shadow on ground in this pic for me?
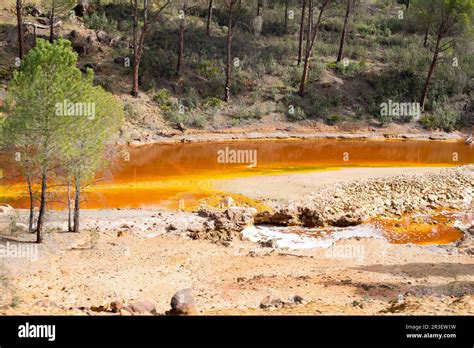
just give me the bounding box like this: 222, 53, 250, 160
352, 262, 474, 278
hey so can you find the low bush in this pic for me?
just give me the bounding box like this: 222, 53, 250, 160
420, 102, 462, 132
84, 12, 117, 32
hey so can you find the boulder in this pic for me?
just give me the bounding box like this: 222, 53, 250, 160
36, 17, 49, 25
259, 239, 278, 248
36, 17, 61, 27
167, 288, 197, 315
90, 301, 110, 312
123, 300, 156, 315
193, 207, 256, 242
327, 211, 364, 227
69, 30, 79, 40
255, 209, 299, 226
166, 223, 178, 231
74, 1, 95, 17
114, 56, 125, 65
260, 295, 283, 309
72, 41, 91, 56
109, 299, 123, 313
96, 30, 110, 44
110, 36, 128, 49
292, 295, 305, 304
84, 62, 99, 71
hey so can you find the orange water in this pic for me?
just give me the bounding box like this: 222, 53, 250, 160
0, 138, 473, 210
372, 212, 466, 245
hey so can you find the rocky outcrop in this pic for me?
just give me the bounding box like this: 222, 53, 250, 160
191, 207, 257, 242
257, 166, 474, 228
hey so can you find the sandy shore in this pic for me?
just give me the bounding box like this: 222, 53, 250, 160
214, 167, 446, 203
127, 130, 466, 146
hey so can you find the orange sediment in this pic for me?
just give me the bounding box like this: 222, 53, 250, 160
0, 139, 472, 211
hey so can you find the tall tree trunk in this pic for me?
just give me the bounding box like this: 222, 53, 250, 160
130, 0, 168, 96
35, 171, 47, 243
224, 0, 236, 102
135, 18, 148, 90
420, 31, 441, 110
67, 177, 73, 232
423, 25, 429, 47
257, 0, 262, 16
16, 0, 24, 59
297, 0, 306, 65
206, 0, 213, 36
305, 0, 313, 57
177, 8, 186, 79
284, 0, 289, 33
27, 173, 34, 232
336, 0, 351, 62
73, 174, 80, 233
131, 0, 139, 97
299, 0, 328, 96
49, 2, 55, 43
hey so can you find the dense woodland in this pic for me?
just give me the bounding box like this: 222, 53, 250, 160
1, 0, 473, 132
85, 0, 473, 129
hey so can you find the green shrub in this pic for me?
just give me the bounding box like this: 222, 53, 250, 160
181, 87, 199, 110
287, 105, 306, 121
326, 114, 343, 125
189, 114, 206, 128
84, 12, 117, 32
164, 108, 185, 125
205, 75, 225, 98
346, 43, 369, 60
327, 61, 364, 76
197, 59, 222, 80
354, 22, 380, 37
153, 88, 172, 106
378, 110, 393, 127
283, 66, 304, 88
231, 72, 246, 96
204, 97, 223, 109
308, 61, 326, 82
234, 103, 271, 121
420, 102, 462, 132
124, 103, 140, 122
304, 91, 331, 118
142, 48, 177, 79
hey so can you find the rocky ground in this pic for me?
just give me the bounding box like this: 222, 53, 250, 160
0, 216, 473, 316
256, 165, 474, 228
0, 165, 472, 315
